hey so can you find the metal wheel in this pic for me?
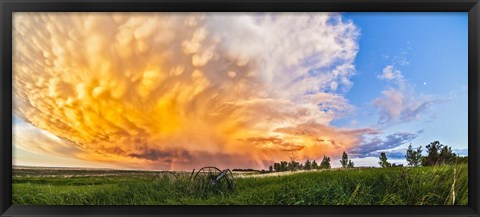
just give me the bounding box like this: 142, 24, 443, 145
192, 167, 235, 194
223, 169, 235, 190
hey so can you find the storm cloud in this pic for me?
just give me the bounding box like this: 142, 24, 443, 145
13, 13, 363, 170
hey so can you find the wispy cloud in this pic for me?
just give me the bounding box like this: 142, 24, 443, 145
374, 65, 441, 126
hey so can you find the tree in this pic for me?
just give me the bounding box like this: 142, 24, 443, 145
269, 165, 273, 172
340, 151, 349, 168
378, 152, 391, 168
304, 160, 312, 170
423, 141, 442, 166
405, 144, 422, 167
391, 163, 403, 167
288, 161, 300, 171
312, 160, 319, 169
422, 141, 458, 166
347, 160, 354, 168
280, 161, 288, 171
273, 162, 281, 172
439, 145, 456, 164
319, 155, 331, 169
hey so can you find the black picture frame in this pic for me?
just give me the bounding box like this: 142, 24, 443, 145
1, 0, 479, 216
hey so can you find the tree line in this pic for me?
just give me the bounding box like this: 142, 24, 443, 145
378, 141, 468, 168
268, 155, 333, 172
267, 140, 467, 173
268, 151, 354, 172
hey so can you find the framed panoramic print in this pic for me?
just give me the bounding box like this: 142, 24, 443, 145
1, 0, 479, 217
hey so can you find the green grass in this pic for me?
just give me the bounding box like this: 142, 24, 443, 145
12, 164, 468, 205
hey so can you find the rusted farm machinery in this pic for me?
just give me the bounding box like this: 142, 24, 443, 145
153, 166, 235, 194
191, 167, 235, 193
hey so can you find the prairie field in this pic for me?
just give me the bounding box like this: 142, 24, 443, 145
12, 164, 467, 205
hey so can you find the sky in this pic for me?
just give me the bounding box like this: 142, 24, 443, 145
12, 12, 468, 170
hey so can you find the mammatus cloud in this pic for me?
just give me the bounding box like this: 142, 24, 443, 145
13, 13, 366, 170
374, 65, 440, 126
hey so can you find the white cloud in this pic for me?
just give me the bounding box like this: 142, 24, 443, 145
378, 65, 403, 81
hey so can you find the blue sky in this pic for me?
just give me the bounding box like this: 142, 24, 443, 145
331, 12, 468, 164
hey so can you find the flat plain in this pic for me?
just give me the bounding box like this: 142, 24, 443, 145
12, 164, 468, 205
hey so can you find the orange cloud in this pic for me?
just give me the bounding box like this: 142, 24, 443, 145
13, 12, 363, 170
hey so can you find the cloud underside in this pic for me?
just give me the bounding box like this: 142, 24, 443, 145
349, 131, 422, 158
13, 12, 375, 170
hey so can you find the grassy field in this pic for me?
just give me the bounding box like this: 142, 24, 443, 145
12, 164, 467, 205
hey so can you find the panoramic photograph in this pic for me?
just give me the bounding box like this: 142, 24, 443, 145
12, 12, 468, 205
